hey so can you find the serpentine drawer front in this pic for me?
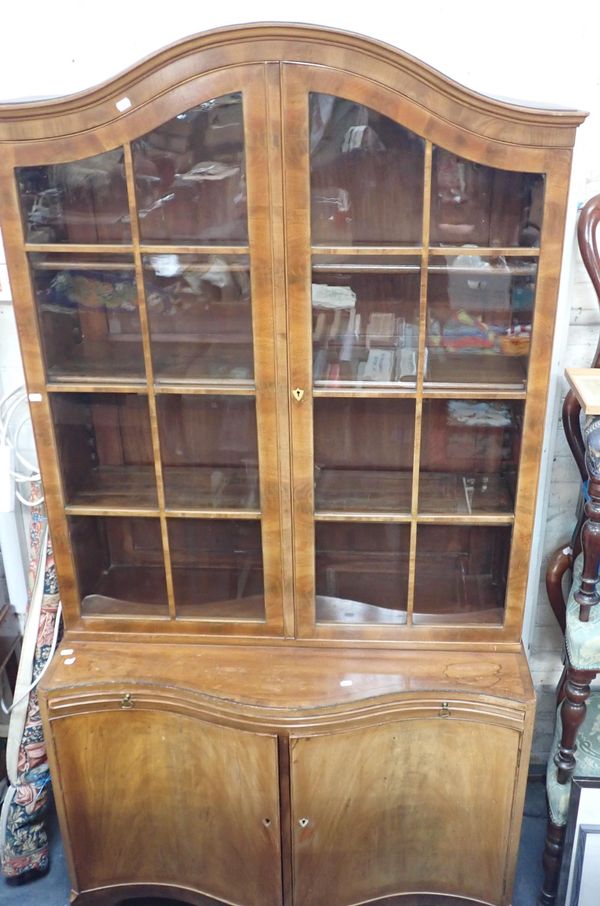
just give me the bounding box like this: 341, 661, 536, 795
41, 642, 534, 905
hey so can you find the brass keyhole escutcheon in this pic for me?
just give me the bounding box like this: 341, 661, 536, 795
439, 701, 451, 718
293, 387, 305, 402
299, 817, 309, 828
120, 692, 133, 710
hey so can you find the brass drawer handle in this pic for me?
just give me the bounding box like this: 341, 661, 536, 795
120, 693, 133, 710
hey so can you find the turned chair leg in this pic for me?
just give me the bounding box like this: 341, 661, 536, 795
553, 667, 597, 783
538, 818, 566, 906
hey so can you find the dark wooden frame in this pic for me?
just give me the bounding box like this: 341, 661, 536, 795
556, 779, 600, 906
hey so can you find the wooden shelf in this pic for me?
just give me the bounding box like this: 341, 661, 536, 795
164, 466, 260, 512
151, 340, 254, 384
316, 595, 407, 624
428, 246, 540, 257
413, 572, 505, 626
418, 472, 515, 516
313, 383, 416, 397
311, 261, 536, 276
425, 351, 528, 390
172, 570, 264, 621
62, 466, 262, 516
81, 566, 169, 617
565, 367, 600, 415
25, 242, 250, 256
155, 382, 255, 395
315, 596, 502, 626
31, 258, 135, 272
428, 263, 536, 277
313, 263, 420, 274
46, 342, 146, 384
25, 243, 134, 255
312, 245, 422, 256
315, 469, 412, 515
314, 470, 515, 519
64, 465, 158, 511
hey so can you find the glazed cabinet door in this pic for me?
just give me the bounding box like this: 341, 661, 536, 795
281, 62, 560, 644
4, 64, 289, 637
290, 709, 525, 906
47, 702, 282, 905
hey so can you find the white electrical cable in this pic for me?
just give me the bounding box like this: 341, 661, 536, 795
0, 386, 24, 419
16, 489, 45, 507
0, 392, 26, 445
10, 411, 41, 478
0, 385, 43, 505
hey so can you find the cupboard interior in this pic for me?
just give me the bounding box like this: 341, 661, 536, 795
419, 398, 523, 515
413, 524, 511, 624
311, 258, 420, 387
51, 392, 157, 509
309, 93, 425, 245
430, 148, 544, 248
156, 394, 260, 511
314, 398, 415, 513
315, 521, 510, 625
71, 515, 265, 620
132, 92, 248, 244
167, 518, 265, 620
14, 79, 547, 637
425, 256, 537, 390
16, 149, 131, 244
70, 516, 168, 617
31, 254, 145, 383
142, 253, 254, 384
315, 522, 410, 623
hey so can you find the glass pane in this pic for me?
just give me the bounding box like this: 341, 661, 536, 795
168, 519, 264, 620
310, 93, 424, 245
314, 399, 414, 514
133, 94, 247, 244
430, 149, 544, 247
315, 522, 410, 623
30, 253, 145, 382
72, 516, 167, 617
143, 254, 253, 383
51, 393, 157, 508
17, 149, 131, 244
419, 399, 523, 514
157, 395, 259, 510
413, 524, 510, 624
425, 255, 537, 389
312, 256, 420, 387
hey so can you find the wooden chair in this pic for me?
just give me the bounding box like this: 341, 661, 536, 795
538, 193, 600, 905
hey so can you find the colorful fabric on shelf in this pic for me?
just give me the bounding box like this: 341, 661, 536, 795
442, 309, 496, 352
0, 494, 61, 879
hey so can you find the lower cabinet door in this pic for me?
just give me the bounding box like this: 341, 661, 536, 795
49, 705, 282, 906
290, 714, 523, 906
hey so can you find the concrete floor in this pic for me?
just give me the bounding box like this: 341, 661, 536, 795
0, 779, 549, 906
